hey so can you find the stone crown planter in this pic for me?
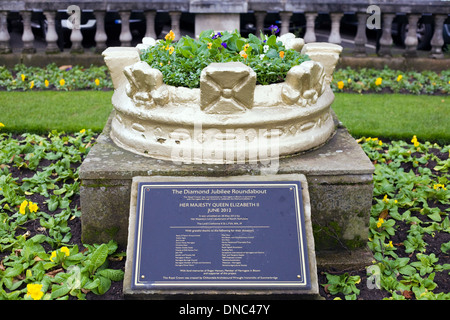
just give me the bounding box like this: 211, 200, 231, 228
103, 35, 342, 164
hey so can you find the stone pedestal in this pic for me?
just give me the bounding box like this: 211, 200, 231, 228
190, 0, 247, 37
80, 112, 374, 269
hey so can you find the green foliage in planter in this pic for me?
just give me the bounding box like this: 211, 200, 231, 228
140, 29, 310, 88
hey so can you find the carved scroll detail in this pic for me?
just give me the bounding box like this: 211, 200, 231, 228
281, 61, 326, 107
123, 61, 169, 108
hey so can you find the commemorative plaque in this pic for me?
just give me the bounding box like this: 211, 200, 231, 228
129, 176, 312, 291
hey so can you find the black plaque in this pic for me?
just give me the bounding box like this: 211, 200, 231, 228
131, 181, 311, 290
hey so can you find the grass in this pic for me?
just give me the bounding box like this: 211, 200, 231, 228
0, 91, 113, 134
332, 93, 450, 144
0, 91, 448, 144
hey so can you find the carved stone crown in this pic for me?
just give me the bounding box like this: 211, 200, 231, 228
103, 36, 342, 164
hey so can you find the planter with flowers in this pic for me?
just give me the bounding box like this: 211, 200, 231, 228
102, 28, 343, 164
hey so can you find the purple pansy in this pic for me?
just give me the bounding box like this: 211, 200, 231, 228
269, 25, 279, 34
212, 32, 222, 39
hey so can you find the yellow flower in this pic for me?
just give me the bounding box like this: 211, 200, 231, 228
165, 30, 175, 41
279, 51, 285, 58
59, 79, 65, 86
382, 194, 389, 203
168, 46, 174, 55
80, 128, 86, 134
434, 184, 447, 191
21, 74, 26, 81
60, 246, 70, 257
397, 75, 403, 82
375, 77, 382, 86
207, 42, 212, 49
239, 50, 248, 59
387, 241, 393, 248
50, 247, 70, 262
30, 80, 34, 89
347, 78, 352, 84
44, 79, 49, 87
28, 202, 38, 213
377, 218, 384, 228
337, 81, 344, 90
0, 122, 4, 128
95, 78, 100, 86
19, 200, 28, 215
243, 43, 250, 52
26, 283, 44, 300
411, 135, 419, 148
50, 251, 57, 262
160, 62, 163, 67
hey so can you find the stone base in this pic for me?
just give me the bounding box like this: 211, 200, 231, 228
194, 13, 240, 37
79, 110, 374, 269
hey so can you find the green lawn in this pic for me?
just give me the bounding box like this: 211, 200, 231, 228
0, 91, 448, 143
0, 91, 113, 133
332, 93, 450, 144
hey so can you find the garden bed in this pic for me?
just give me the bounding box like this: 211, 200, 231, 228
0, 128, 448, 300
0, 63, 449, 96
320, 137, 450, 300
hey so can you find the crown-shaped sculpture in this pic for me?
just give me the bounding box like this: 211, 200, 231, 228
103, 35, 342, 164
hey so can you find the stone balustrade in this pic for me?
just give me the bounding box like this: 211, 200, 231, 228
0, 0, 449, 58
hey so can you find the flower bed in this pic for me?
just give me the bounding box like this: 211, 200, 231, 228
0, 129, 124, 300
0, 64, 112, 91
1, 60, 449, 96
320, 136, 450, 300
0, 128, 448, 300
332, 66, 450, 95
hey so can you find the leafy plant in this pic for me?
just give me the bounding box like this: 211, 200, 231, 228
322, 272, 361, 300
140, 29, 309, 88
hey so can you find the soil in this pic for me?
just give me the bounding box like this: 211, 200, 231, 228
2, 135, 449, 300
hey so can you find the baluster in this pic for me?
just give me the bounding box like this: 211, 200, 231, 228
378, 13, 395, 57
279, 11, 292, 35
304, 12, 317, 43
328, 13, 343, 44
144, 10, 157, 39
70, 15, 83, 53
43, 11, 60, 53
21, 10, 35, 53
169, 11, 181, 40
94, 10, 107, 53
254, 11, 266, 35
404, 13, 420, 57
0, 11, 11, 53
119, 10, 132, 46
353, 12, 367, 56
430, 14, 446, 59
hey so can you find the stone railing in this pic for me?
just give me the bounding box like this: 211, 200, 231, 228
0, 0, 449, 59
